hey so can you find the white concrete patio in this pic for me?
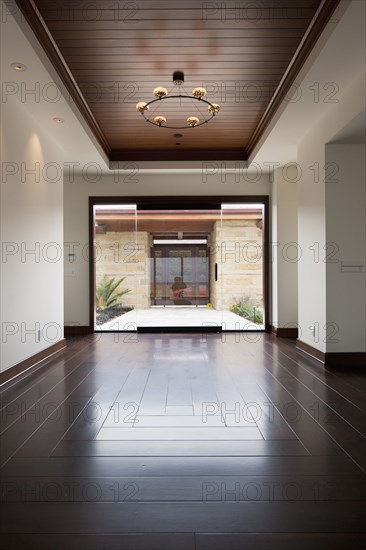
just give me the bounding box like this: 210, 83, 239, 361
97, 307, 264, 331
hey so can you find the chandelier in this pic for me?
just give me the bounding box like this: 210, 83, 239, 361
135, 71, 221, 129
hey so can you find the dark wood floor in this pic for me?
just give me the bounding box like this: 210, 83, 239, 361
0, 333, 365, 549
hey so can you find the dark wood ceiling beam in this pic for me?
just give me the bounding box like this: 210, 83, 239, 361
49, 29, 308, 39
55, 46, 302, 55
110, 149, 248, 162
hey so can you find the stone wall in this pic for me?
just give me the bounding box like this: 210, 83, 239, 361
96, 221, 262, 312
210, 220, 263, 310
95, 231, 151, 309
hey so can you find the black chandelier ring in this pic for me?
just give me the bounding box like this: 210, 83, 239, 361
139, 94, 218, 129
135, 70, 221, 130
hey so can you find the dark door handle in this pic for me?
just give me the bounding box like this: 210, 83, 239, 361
215, 263, 218, 281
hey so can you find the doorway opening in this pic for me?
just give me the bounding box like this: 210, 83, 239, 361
90, 197, 269, 332
152, 241, 210, 307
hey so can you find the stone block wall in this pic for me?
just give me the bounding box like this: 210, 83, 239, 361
95, 221, 262, 312
210, 220, 263, 310
95, 231, 151, 309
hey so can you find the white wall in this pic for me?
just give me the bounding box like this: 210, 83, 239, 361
271, 166, 298, 330
297, 71, 365, 352
0, 96, 64, 371
64, 172, 270, 325
325, 144, 366, 352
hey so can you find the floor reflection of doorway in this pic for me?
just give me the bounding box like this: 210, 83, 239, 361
152, 243, 209, 307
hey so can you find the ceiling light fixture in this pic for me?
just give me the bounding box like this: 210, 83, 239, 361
11, 62, 27, 71
136, 71, 221, 129
53, 117, 65, 123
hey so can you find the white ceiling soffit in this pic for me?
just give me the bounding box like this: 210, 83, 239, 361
252, 0, 365, 168
2, 0, 364, 174
1, 0, 109, 170
329, 108, 366, 144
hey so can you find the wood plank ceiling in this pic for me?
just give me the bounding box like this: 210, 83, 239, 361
16, 0, 340, 161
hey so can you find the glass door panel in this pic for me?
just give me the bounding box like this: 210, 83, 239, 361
220, 204, 265, 331
93, 203, 265, 331
151, 245, 209, 307
94, 204, 137, 331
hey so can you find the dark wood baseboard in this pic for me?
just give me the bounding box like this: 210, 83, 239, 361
296, 339, 325, 362
0, 339, 66, 386
271, 326, 299, 339
324, 352, 366, 368
296, 340, 366, 367
64, 325, 93, 336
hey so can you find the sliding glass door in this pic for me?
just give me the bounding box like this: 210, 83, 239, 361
94, 204, 138, 331
92, 200, 267, 332
218, 204, 265, 330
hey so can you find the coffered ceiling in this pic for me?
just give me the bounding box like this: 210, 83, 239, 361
15, 0, 340, 162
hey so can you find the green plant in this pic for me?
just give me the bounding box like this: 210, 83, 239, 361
96, 275, 131, 310
230, 300, 263, 324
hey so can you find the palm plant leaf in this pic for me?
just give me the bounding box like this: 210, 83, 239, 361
96, 275, 131, 310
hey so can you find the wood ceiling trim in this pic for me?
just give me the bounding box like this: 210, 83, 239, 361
246, 0, 342, 158
14, 0, 111, 158
109, 149, 248, 162
15, 0, 340, 164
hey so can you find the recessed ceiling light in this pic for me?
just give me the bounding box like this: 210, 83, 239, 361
175, 142, 181, 146
53, 117, 65, 124
11, 62, 27, 72
174, 133, 183, 138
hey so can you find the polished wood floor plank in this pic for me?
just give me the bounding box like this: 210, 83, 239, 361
0, 376, 62, 434
228, 352, 350, 458
2, 455, 360, 477
269, 337, 366, 408
1, 474, 364, 502
0, 362, 98, 466
166, 361, 193, 409
189, 360, 223, 418
63, 365, 136, 440
269, 372, 366, 469
52, 439, 310, 457
0, 339, 99, 427
263, 339, 366, 433
0, 333, 364, 548
1, 501, 365, 533
0, 336, 91, 401
229, 381, 298, 438
14, 398, 90, 457
195, 533, 366, 550
2, 533, 365, 550
96, 426, 263, 440
136, 365, 170, 416
0, 533, 195, 550
100, 364, 151, 429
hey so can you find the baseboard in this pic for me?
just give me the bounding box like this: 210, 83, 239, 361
324, 352, 366, 367
271, 326, 299, 339
296, 339, 325, 362
296, 340, 366, 367
64, 325, 93, 336
0, 339, 66, 386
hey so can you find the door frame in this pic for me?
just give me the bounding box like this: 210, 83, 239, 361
89, 195, 270, 332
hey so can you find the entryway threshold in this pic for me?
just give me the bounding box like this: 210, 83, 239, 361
137, 326, 222, 333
